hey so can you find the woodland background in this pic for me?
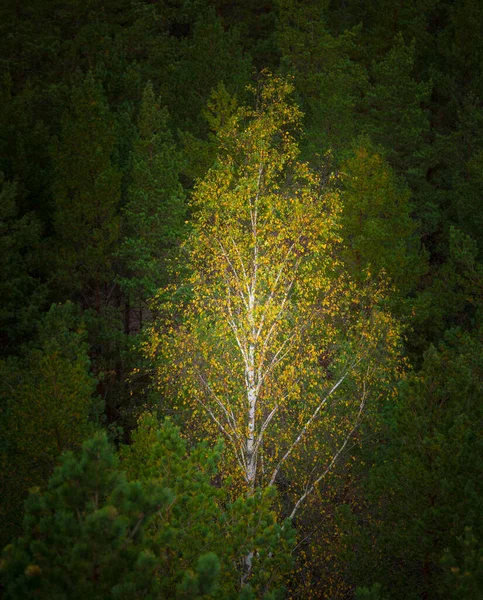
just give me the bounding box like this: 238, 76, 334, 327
0, 1, 482, 598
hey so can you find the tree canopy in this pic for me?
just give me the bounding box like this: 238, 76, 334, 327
0, 1, 482, 597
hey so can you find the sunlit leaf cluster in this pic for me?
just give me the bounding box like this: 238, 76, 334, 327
148, 75, 401, 513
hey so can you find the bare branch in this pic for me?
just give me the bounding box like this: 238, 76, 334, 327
269, 368, 354, 486
288, 379, 368, 520
195, 391, 247, 475
253, 404, 278, 456
198, 373, 240, 439
215, 237, 249, 309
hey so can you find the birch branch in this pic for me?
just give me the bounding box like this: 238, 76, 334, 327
196, 392, 247, 475
269, 368, 353, 486
288, 380, 368, 520
216, 238, 249, 309
198, 373, 240, 440
253, 404, 278, 456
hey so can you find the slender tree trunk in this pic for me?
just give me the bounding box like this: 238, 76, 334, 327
246, 342, 257, 494
246, 388, 257, 494
244, 344, 257, 583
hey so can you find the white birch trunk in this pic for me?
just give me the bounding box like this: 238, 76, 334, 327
246, 378, 257, 493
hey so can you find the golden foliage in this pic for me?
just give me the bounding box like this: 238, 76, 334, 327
147, 74, 401, 513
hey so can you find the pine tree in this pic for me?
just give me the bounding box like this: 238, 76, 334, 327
362, 34, 432, 182
432, 96, 483, 253
119, 82, 185, 308
122, 413, 294, 597
276, 0, 368, 157
410, 227, 483, 354
168, 4, 251, 136
339, 144, 425, 300
0, 432, 170, 599
0, 303, 97, 547
338, 325, 483, 599
51, 70, 121, 313
0, 175, 46, 353
1, 416, 293, 599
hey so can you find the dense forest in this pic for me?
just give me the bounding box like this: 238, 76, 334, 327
0, 0, 482, 598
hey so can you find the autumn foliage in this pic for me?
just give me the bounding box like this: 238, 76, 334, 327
148, 75, 401, 517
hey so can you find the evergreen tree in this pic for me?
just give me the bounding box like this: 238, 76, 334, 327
0, 76, 52, 218
276, 0, 368, 157
180, 81, 239, 182
411, 227, 483, 355
0, 303, 97, 547
122, 413, 294, 598
1, 417, 293, 599
339, 144, 425, 301
432, 96, 483, 253
361, 34, 432, 182
119, 82, 185, 308
338, 326, 483, 599
168, 4, 251, 137
51, 70, 121, 312
1, 432, 171, 599
442, 527, 483, 600
0, 175, 46, 353
214, 0, 279, 69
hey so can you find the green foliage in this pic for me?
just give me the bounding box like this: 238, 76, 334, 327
355, 583, 384, 600
411, 227, 483, 354
51, 71, 121, 308
362, 34, 432, 180
0, 432, 171, 599
0, 302, 97, 547
276, 0, 368, 157
181, 82, 239, 181
0, 175, 46, 352
119, 82, 185, 302
339, 144, 425, 300
0, 1, 482, 597
1, 416, 294, 599
340, 326, 483, 598
441, 527, 483, 599
217, 0, 279, 70
167, 5, 251, 136
432, 95, 483, 252
122, 413, 295, 598
0, 74, 53, 217
49, 71, 130, 430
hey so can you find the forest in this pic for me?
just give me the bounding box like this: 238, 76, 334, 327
0, 0, 482, 598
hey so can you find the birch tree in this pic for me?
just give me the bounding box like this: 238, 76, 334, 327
149, 74, 400, 517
